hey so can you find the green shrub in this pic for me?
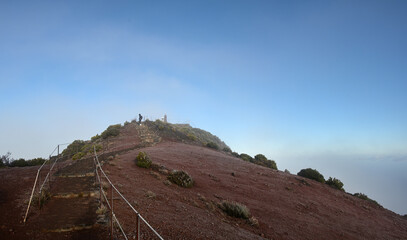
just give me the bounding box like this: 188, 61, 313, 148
206, 142, 219, 150
144, 120, 229, 150
94, 144, 103, 152
297, 168, 325, 183
231, 152, 240, 158
326, 177, 345, 191
240, 153, 253, 162
187, 133, 197, 141
168, 170, 194, 188
72, 152, 85, 160
135, 152, 152, 168
101, 124, 121, 139
62, 140, 86, 157
91, 134, 101, 142
219, 200, 250, 219
223, 147, 232, 153
6, 157, 46, 167
254, 154, 278, 170
9, 158, 27, 167
353, 193, 381, 207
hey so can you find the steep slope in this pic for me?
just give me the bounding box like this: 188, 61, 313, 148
1, 121, 406, 240
101, 140, 407, 240
0, 157, 109, 239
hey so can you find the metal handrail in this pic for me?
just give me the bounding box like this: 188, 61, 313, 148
23, 145, 64, 223
93, 158, 128, 240
93, 146, 164, 240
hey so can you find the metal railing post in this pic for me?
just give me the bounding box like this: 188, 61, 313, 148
111, 186, 114, 240
137, 214, 140, 240
38, 172, 41, 209
93, 147, 164, 240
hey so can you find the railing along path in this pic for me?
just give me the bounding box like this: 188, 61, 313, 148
23, 143, 69, 223
93, 146, 164, 240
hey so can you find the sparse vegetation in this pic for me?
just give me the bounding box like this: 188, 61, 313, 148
91, 134, 101, 142
326, 177, 345, 191
254, 154, 278, 170
248, 216, 259, 227
34, 190, 51, 209
144, 120, 229, 150
231, 152, 240, 158
135, 152, 152, 168
96, 205, 107, 215
101, 124, 121, 139
238, 153, 278, 170
297, 168, 325, 183
8, 157, 47, 167
206, 142, 219, 150
219, 200, 250, 219
62, 140, 86, 157
240, 153, 253, 162
1, 152, 47, 168
223, 146, 232, 153
353, 193, 381, 207
145, 190, 156, 199
62, 139, 102, 161
72, 152, 85, 160
168, 170, 194, 188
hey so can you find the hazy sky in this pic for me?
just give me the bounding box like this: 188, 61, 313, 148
1, 1, 406, 214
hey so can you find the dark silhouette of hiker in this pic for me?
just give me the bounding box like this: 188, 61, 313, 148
138, 114, 143, 125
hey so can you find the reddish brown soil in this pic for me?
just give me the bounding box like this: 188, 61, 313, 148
1, 123, 407, 240
102, 140, 407, 240
0, 159, 109, 240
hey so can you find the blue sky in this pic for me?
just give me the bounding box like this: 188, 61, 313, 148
1, 1, 406, 214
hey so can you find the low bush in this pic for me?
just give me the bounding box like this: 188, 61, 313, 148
91, 134, 101, 142
239, 153, 253, 162
231, 152, 240, 158
297, 168, 325, 183
101, 124, 121, 139
219, 200, 250, 219
168, 170, 194, 188
8, 157, 47, 167
254, 154, 278, 170
223, 147, 232, 153
326, 177, 345, 191
94, 144, 103, 152
33, 190, 51, 209
238, 153, 278, 170
62, 140, 86, 157
135, 152, 152, 168
353, 193, 381, 207
9, 158, 28, 167
206, 142, 219, 150
72, 152, 85, 160
187, 133, 197, 141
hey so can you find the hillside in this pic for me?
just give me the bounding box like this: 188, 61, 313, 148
1, 120, 406, 239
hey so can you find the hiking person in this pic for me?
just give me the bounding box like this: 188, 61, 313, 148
138, 114, 143, 125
